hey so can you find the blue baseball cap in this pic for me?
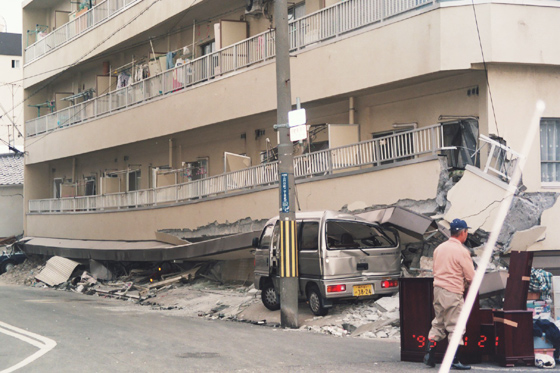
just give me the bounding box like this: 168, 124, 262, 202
449, 218, 470, 234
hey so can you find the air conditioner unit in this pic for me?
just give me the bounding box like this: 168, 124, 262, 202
245, 0, 264, 15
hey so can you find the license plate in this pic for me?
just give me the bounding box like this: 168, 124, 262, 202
353, 284, 373, 296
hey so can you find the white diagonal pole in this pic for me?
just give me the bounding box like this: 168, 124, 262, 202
439, 100, 545, 372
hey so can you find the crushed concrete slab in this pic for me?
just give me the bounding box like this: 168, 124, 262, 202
374, 296, 399, 313
36, 256, 81, 286
506, 226, 546, 254
89, 260, 114, 281
352, 316, 400, 337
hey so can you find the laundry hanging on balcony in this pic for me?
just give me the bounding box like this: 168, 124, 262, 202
117, 72, 131, 89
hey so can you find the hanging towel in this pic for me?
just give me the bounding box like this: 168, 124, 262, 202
166, 52, 176, 70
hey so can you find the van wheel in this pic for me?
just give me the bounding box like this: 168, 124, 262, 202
261, 282, 280, 311
307, 285, 328, 316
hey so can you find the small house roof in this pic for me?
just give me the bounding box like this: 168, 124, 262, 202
0, 153, 23, 186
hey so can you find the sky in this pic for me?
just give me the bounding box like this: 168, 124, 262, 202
0, 0, 23, 34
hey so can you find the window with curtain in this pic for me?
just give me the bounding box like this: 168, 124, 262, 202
540, 118, 560, 183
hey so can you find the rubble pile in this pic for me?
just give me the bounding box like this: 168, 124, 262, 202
0, 256, 404, 341
0, 255, 46, 286
301, 295, 400, 339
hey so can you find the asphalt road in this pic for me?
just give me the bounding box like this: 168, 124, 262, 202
0, 284, 539, 372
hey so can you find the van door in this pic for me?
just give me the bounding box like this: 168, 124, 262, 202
298, 220, 321, 278
255, 224, 274, 276
324, 219, 400, 277
270, 222, 281, 276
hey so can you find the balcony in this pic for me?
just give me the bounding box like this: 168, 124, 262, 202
24, 0, 140, 64
28, 125, 445, 213
25, 0, 435, 138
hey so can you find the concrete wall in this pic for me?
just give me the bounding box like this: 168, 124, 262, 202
0, 185, 23, 237
445, 167, 508, 233
483, 64, 560, 193
25, 158, 442, 240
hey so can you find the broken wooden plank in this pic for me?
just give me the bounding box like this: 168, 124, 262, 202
147, 266, 201, 289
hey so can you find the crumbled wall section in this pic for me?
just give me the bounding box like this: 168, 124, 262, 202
498, 192, 558, 246
159, 217, 268, 241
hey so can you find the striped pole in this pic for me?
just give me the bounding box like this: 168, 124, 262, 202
280, 220, 298, 278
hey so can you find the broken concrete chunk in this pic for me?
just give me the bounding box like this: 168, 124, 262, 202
375, 296, 399, 313
506, 225, 546, 254
420, 256, 433, 270
36, 256, 81, 286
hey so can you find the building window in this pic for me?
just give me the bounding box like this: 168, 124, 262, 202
11, 59, 20, 69
200, 41, 215, 56
288, 2, 306, 21
540, 118, 560, 183
440, 119, 480, 169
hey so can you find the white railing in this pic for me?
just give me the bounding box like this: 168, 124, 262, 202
28, 125, 443, 213
25, 0, 435, 137
479, 134, 521, 181
25, 0, 140, 64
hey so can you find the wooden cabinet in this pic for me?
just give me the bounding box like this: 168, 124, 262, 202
493, 310, 534, 367
399, 277, 483, 364
503, 251, 534, 310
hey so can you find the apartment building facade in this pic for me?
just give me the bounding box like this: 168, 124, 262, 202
21, 0, 560, 252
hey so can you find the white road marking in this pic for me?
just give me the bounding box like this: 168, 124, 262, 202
0, 321, 57, 373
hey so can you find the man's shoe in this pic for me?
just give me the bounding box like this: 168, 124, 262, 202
423, 349, 436, 368
451, 361, 471, 370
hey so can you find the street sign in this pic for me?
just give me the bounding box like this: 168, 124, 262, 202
290, 124, 307, 142
280, 173, 289, 213
288, 109, 306, 127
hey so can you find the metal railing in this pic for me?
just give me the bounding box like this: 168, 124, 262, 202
25, 0, 435, 137
25, 0, 140, 64
479, 134, 521, 181
28, 125, 444, 213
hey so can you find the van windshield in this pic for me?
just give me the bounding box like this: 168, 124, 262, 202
326, 220, 396, 249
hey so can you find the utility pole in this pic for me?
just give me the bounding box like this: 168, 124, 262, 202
274, 0, 298, 328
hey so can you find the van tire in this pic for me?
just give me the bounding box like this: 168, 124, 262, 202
307, 285, 328, 316
261, 282, 280, 311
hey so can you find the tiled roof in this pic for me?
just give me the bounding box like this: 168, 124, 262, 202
0, 153, 23, 186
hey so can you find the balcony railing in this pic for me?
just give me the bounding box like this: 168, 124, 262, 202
25, 0, 435, 137
28, 125, 444, 213
25, 0, 140, 64
479, 134, 521, 181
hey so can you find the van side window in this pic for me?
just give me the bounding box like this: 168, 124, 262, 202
299, 221, 319, 251
326, 220, 395, 249
259, 225, 274, 250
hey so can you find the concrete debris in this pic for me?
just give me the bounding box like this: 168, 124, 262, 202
89, 259, 114, 281
374, 295, 399, 313
36, 256, 81, 286
419, 256, 433, 273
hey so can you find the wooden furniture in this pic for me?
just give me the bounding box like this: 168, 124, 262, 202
503, 251, 534, 310
399, 277, 483, 364
493, 310, 534, 366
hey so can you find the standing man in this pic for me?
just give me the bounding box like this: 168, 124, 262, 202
424, 218, 475, 370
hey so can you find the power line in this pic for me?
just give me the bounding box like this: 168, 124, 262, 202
471, 0, 500, 138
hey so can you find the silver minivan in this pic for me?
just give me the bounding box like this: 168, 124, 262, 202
253, 210, 401, 316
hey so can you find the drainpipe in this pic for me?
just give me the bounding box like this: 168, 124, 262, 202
349, 96, 355, 124
72, 157, 76, 195
169, 138, 173, 168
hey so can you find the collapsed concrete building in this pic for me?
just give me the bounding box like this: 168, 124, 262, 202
18, 0, 560, 278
